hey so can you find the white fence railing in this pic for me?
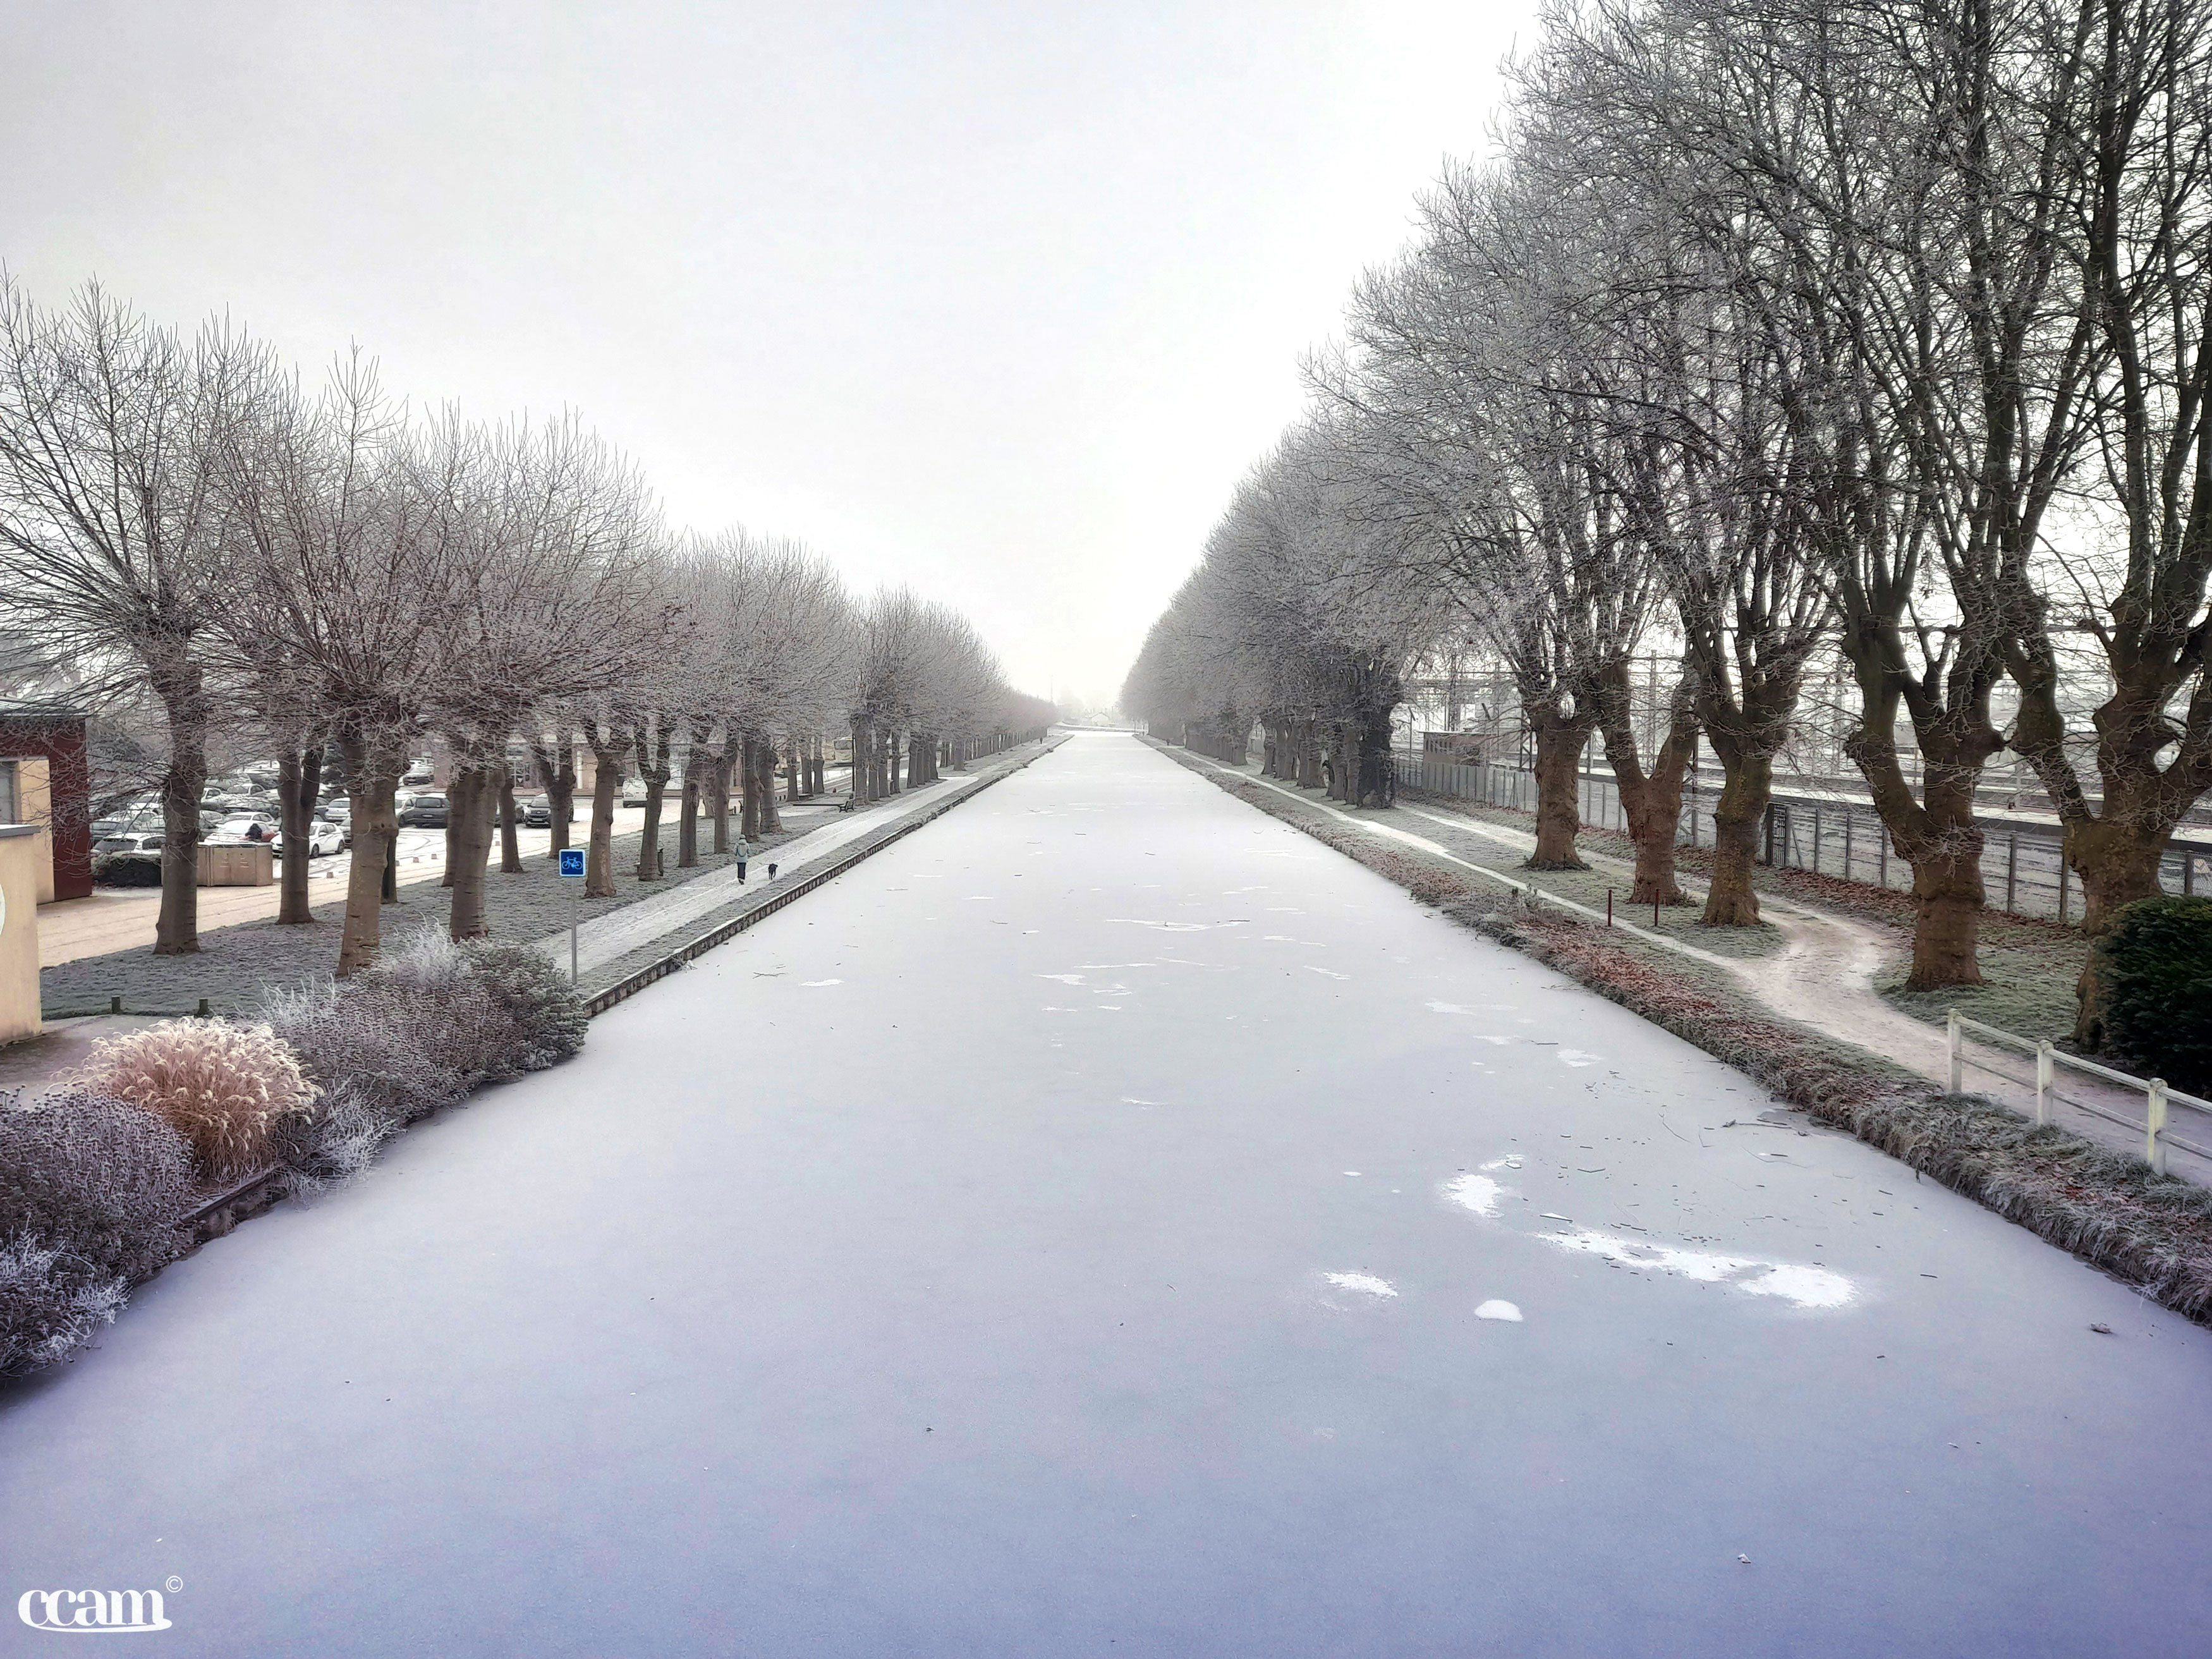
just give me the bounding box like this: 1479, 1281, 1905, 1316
1947, 1009, 2212, 1174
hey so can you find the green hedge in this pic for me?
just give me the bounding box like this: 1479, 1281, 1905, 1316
2096, 896, 2212, 1097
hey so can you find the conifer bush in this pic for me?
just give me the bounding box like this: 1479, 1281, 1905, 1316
2096, 896, 2212, 1097
65, 1021, 319, 1182
463, 940, 590, 1076
0, 1088, 195, 1283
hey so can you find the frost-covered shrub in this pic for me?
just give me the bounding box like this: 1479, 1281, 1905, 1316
65, 1021, 318, 1181
0, 1234, 126, 1380
257, 930, 587, 1187
262, 975, 468, 1133
462, 941, 589, 1077
0, 1088, 194, 1282
265, 1077, 406, 1196
350, 929, 586, 1086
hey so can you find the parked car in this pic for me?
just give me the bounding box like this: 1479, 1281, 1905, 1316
271, 820, 346, 858
520, 794, 573, 827
94, 832, 164, 856
396, 792, 449, 828
401, 760, 435, 786
621, 777, 650, 808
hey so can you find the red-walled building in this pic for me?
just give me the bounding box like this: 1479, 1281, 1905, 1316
0, 700, 93, 902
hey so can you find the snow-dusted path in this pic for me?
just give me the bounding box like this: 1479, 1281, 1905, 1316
2, 732, 2208, 1656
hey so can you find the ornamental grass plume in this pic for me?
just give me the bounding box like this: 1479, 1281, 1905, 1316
66, 1020, 318, 1182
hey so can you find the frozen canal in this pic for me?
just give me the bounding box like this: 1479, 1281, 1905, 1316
3, 731, 2208, 1656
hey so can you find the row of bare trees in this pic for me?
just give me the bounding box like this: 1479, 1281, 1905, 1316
1126, 0, 2212, 1042
0, 279, 1051, 976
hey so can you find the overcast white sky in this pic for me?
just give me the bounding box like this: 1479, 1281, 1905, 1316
1, 1, 1534, 710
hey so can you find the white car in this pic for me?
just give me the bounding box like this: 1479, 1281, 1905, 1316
94, 832, 164, 856
273, 820, 346, 858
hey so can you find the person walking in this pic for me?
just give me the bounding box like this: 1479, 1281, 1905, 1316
732, 832, 750, 884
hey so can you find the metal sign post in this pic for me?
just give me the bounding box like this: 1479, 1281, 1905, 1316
559, 848, 585, 983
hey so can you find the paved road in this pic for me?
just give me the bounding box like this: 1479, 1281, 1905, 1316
3, 732, 2208, 1656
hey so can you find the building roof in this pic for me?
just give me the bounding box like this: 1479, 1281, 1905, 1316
0, 698, 88, 722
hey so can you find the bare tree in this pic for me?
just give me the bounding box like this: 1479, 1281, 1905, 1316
0, 281, 252, 953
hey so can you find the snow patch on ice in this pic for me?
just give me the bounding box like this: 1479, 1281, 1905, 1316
1474, 1300, 1524, 1322
1038, 973, 1086, 985
1120, 1097, 1160, 1105
1323, 1273, 1398, 1299
1545, 1231, 1856, 1310
1306, 966, 1349, 980
799, 980, 844, 987
1443, 1174, 1507, 1216
1558, 1048, 1603, 1067
1479, 1155, 1524, 1172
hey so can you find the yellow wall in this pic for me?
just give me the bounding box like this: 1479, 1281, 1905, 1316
0, 827, 40, 1046
18, 757, 52, 904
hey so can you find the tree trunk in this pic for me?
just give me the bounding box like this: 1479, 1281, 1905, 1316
849, 720, 870, 805
447, 765, 499, 940
1525, 715, 1593, 871
756, 736, 782, 832
152, 672, 209, 956
276, 743, 321, 926
678, 770, 700, 868
1353, 694, 1398, 807
337, 733, 401, 976
1597, 664, 1695, 906
580, 722, 625, 898
497, 772, 522, 874
1701, 751, 1771, 927
712, 749, 732, 853
635, 724, 671, 882
2065, 816, 2173, 1050
532, 737, 578, 860
739, 733, 762, 839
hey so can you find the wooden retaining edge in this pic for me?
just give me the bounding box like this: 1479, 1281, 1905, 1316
582, 738, 1067, 1018
179, 1165, 291, 1246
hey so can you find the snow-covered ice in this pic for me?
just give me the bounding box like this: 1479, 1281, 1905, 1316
2, 731, 2208, 1658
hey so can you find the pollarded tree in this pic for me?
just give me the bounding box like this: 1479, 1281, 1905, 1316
1329, 162, 1671, 870
2001, 0, 2212, 1042
1541, 0, 2081, 976
216, 354, 473, 974
428, 413, 671, 936
0, 281, 257, 954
